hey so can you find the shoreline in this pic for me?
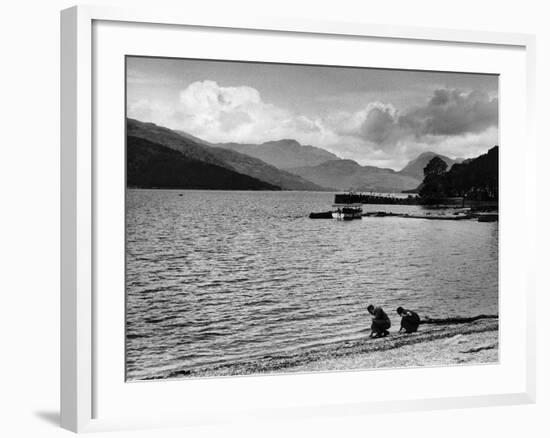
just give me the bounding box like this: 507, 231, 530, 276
131, 317, 498, 381
286, 320, 498, 373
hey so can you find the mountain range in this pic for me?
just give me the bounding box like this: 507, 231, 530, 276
127, 118, 465, 193
174, 128, 431, 191
127, 119, 324, 191
287, 160, 422, 192
213, 139, 340, 169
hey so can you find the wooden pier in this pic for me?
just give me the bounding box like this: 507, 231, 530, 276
333, 193, 498, 208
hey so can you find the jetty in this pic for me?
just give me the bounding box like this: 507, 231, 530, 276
333, 192, 498, 208
309, 192, 498, 222
309, 210, 497, 222
334, 193, 420, 205
362, 211, 498, 222
309, 211, 333, 219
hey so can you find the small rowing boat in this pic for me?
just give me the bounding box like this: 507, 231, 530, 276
332, 204, 363, 220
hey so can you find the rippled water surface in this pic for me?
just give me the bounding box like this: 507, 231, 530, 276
126, 190, 498, 380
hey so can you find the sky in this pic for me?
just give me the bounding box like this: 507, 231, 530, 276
127, 56, 498, 170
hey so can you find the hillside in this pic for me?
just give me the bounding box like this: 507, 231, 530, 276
438, 146, 498, 200
288, 159, 421, 193
213, 139, 339, 169
127, 136, 280, 190
399, 152, 461, 180
127, 119, 325, 191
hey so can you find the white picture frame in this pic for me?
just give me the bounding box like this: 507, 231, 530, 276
60, 4, 536, 433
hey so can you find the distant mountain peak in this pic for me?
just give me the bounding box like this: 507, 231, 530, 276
287, 158, 421, 193
417, 151, 439, 158
399, 152, 459, 180
261, 139, 301, 147
212, 137, 340, 170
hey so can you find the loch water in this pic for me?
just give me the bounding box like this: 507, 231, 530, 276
126, 190, 498, 380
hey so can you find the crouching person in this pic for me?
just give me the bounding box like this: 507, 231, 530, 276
367, 304, 391, 338
397, 307, 421, 334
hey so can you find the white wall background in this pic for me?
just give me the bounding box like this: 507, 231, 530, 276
0, 1, 547, 437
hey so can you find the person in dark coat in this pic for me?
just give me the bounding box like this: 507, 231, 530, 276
397, 306, 421, 334
367, 304, 391, 338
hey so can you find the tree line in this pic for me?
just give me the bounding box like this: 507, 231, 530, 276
419, 146, 498, 203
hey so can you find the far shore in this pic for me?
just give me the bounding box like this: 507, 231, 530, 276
127, 187, 498, 209
126, 187, 333, 192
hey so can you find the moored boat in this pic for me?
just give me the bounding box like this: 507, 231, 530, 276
332, 204, 363, 220
308, 192, 364, 220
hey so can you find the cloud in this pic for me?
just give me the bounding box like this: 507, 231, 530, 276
178, 80, 263, 124
318, 89, 498, 166
361, 106, 396, 144
404, 89, 498, 137
128, 99, 172, 125
358, 102, 401, 146
129, 80, 337, 146
334, 89, 498, 151
174, 81, 291, 142
325, 102, 405, 152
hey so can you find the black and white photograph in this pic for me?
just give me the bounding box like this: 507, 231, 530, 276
125, 56, 499, 381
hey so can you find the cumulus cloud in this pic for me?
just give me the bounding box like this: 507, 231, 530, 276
318, 89, 498, 165
359, 103, 401, 146
345, 89, 498, 150
129, 80, 339, 146
173, 80, 275, 140
178, 80, 263, 127
404, 89, 498, 137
